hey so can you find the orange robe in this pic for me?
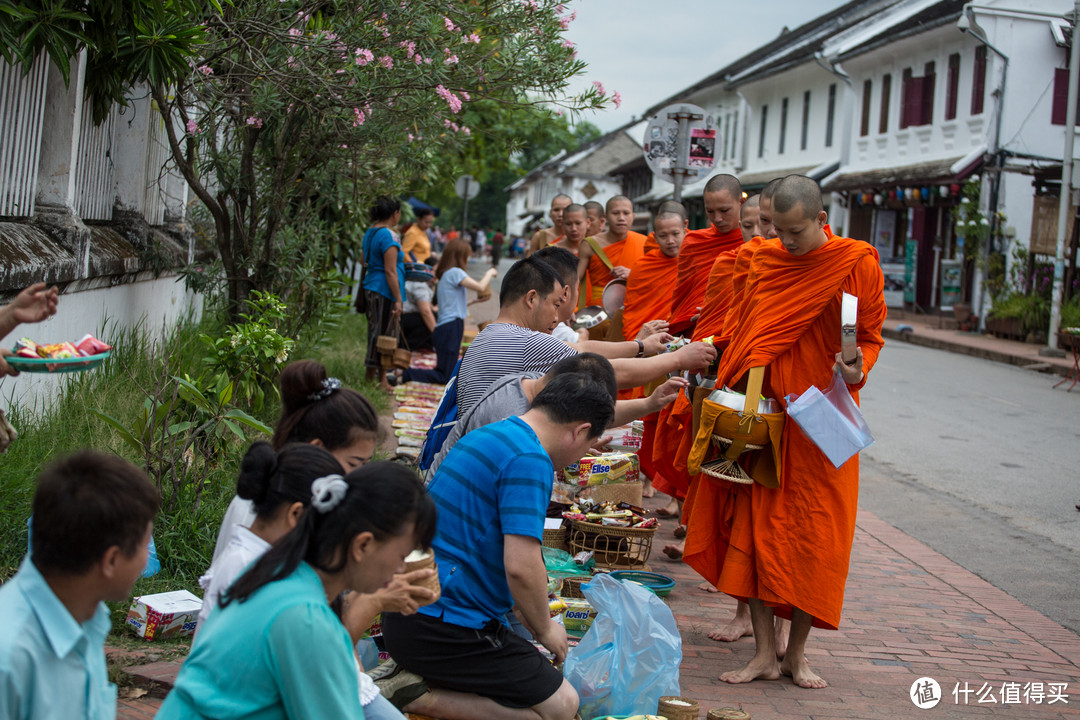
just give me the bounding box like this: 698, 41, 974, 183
667, 225, 744, 335
691, 249, 741, 342
584, 232, 647, 306
682, 230, 886, 630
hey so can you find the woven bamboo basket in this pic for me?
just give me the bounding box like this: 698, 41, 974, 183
575, 481, 643, 507
542, 525, 569, 552
390, 347, 412, 369
376, 334, 398, 353
707, 708, 751, 720
559, 575, 589, 599
658, 696, 700, 720
569, 519, 655, 569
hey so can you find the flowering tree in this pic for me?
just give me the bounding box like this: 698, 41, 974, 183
150, 0, 608, 314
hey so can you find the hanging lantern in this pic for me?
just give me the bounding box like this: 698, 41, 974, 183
922, 187, 931, 200
939, 185, 949, 198
904, 188, 915, 201
950, 183, 961, 196
874, 193, 884, 205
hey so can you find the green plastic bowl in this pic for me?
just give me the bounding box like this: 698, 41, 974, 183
608, 570, 675, 597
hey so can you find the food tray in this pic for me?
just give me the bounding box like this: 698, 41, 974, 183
5, 350, 112, 374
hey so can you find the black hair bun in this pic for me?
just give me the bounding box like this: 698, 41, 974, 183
236, 442, 277, 505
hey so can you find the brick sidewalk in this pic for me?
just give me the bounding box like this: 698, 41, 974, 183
119, 507, 1080, 719
662, 508, 1080, 718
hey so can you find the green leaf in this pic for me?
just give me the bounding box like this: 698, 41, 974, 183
221, 418, 245, 441
217, 381, 234, 407
92, 409, 144, 454
224, 408, 272, 435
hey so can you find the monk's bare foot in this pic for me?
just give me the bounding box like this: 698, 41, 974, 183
774, 618, 791, 660
662, 541, 684, 560
708, 615, 753, 642
642, 477, 655, 498
697, 581, 720, 594
654, 497, 679, 517
780, 655, 827, 688
672, 524, 687, 539
720, 655, 779, 684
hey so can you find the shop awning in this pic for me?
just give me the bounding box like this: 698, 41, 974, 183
405, 196, 441, 216
821, 146, 986, 192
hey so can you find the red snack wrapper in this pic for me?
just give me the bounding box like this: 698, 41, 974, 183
75, 334, 112, 356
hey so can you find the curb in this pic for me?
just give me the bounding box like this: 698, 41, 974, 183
883, 327, 1073, 379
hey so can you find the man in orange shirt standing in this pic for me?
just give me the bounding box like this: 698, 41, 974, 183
576, 195, 647, 309
683, 175, 885, 689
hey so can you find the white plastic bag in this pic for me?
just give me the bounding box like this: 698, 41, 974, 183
563, 573, 681, 718
785, 369, 874, 468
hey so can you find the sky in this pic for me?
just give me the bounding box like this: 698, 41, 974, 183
562, 0, 852, 135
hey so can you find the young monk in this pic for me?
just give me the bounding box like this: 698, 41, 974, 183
584, 200, 605, 237
576, 195, 647, 308
667, 175, 745, 336
682, 175, 886, 689
551, 203, 588, 255
526, 194, 572, 257
620, 201, 687, 498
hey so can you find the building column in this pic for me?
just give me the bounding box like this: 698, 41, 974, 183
34, 50, 87, 209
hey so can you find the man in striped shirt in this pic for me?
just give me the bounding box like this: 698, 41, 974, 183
381, 373, 614, 719
456, 256, 716, 419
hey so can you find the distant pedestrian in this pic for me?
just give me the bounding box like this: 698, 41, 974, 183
361, 196, 406, 392
490, 229, 504, 267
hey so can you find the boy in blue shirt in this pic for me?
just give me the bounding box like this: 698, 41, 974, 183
0, 451, 159, 720
382, 372, 615, 720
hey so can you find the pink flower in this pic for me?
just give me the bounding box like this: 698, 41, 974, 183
592, 80, 605, 95
562, 39, 574, 48
443, 16, 457, 31
444, 50, 459, 65
556, 3, 565, 12
436, 84, 462, 113
408, 132, 415, 142
353, 107, 366, 126
380, 55, 393, 69
612, 91, 622, 109
460, 90, 471, 101
288, 28, 302, 37
186, 119, 199, 134
559, 16, 571, 30
462, 126, 471, 136
197, 64, 213, 75
246, 116, 263, 128
424, 57, 432, 64
414, 54, 422, 64
467, 33, 481, 44
355, 48, 374, 65
399, 40, 416, 58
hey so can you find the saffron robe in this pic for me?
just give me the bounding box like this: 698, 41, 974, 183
667, 225, 744, 334
682, 231, 886, 630
584, 232, 647, 306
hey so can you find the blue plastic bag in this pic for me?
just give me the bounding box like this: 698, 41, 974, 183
563, 573, 681, 718
785, 369, 874, 468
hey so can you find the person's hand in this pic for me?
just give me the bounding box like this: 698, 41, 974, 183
648, 376, 689, 413
0, 348, 16, 377
371, 569, 439, 615
636, 320, 670, 340
641, 332, 675, 357
589, 434, 614, 451
674, 341, 717, 373
611, 265, 631, 280
485, 267, 499, 279
534, 619, 569, 664
833, 347, 865, 385
9, 283, 59, 325
392, 301, 403, 316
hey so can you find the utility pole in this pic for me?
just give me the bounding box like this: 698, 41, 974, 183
1049, 1, 1080, 353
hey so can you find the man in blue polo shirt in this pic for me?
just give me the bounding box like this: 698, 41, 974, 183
381, 372, 614, 720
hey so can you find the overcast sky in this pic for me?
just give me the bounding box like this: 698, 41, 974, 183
562, 0, 851, 135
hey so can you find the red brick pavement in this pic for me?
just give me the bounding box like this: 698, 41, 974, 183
119, 508, 1080, 719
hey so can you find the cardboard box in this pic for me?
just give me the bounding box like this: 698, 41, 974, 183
126, 590, 202, 640
560, 598, 598, 636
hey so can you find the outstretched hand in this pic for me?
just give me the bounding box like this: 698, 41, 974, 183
4, 283, 59, 327
648, 376, 689, 413
674, 341, 717, 373
636, 319, 670, 340
641, 332, 675, 357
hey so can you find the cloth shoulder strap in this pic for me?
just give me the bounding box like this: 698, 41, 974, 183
584, 236, 615, 270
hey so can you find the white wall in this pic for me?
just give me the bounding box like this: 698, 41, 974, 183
1, 276, 202, 415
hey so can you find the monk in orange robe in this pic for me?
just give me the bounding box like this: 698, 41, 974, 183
620, 203, 688, 496
682, 175, 886, 689
576, 195, 647, 308
667, 175, 745, 336
526, 193, 572, 257
552, 203, 588, 256
584, 200, 606, 238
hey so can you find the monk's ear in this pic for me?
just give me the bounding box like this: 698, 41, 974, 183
683, 219, 689, 230
817, 210, 828, 228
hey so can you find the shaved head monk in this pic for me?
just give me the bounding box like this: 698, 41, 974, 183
527, 193, 572, 257
584, 200, 606, 237
682, 175, 886, 690
667, 175, 745, 336
553, 204, 588, 256
576, 195, 647, 309
739, 195, 761, 244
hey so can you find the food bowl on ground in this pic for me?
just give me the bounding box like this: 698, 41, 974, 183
608, 570, 675, 597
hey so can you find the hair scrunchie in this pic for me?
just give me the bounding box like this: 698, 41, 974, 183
307, 377, 342, 402
310, 474, 348, 513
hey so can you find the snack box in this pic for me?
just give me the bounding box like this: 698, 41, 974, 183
560, 598, 598, 636
560, 453, 639, 487
126, 590, 202, 640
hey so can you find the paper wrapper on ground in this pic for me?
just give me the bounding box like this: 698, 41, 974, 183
126, 590, 202, 640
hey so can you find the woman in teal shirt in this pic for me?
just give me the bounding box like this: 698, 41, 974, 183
157, 462, 436, 719
361, 197, 406, 391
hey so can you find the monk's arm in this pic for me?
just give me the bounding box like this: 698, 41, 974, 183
846, 256, 887, 392
526, 230, 542, 258
576, 243, 594, 284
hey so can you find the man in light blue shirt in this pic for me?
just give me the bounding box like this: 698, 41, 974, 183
0, 451, 159, 720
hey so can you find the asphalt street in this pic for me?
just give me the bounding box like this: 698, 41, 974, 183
859, 340, 1080, 634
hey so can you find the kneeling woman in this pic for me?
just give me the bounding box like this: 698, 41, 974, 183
158, 463, 435, 719
402, 239, 496, 385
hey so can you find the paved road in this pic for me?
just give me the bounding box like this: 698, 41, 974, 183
859, 341, 1080, 634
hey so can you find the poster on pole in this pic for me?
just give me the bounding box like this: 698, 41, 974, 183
642, 103, 717, 185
